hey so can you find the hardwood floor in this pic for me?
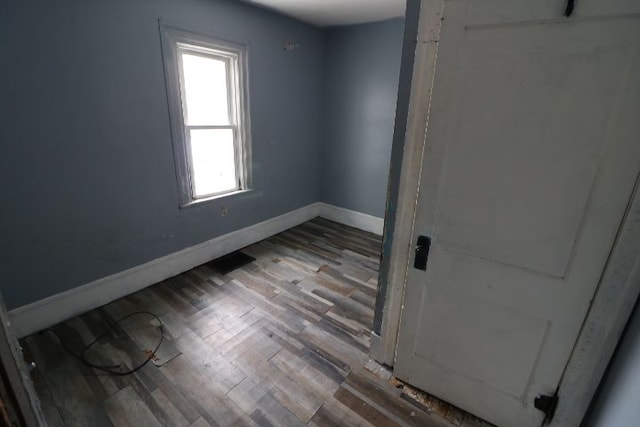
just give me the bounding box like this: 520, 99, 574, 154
21, 218, 464, 427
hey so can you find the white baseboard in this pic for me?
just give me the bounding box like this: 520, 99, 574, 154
318, 203, 384, 235
9, 202, 382, 338
9, 202, 322, 338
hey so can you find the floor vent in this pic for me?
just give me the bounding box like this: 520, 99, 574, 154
206, 251, 256, 274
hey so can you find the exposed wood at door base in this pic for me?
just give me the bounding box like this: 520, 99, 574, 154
361, 358, 491, 427
387, 377, 494, 427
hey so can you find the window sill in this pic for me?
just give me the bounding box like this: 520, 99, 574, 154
179, 189, 254, 209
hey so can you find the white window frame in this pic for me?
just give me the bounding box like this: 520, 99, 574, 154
160, 24, 252, 207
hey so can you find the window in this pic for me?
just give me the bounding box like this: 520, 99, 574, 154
161, 26, 251, 206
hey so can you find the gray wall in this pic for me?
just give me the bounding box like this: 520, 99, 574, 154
321, 19, 404, 218
585, 298, 640, 426
0, 0, 324, 308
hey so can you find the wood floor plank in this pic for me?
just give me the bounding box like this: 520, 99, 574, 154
228, 269, 280, 299
152, 282, 199, 319
222, 327, 282, 362
309, 397, 373, 427
351, 289, 377, 310
103, 386, 162, 427
250, 393, 306, 427
255, 270, 333, 314
189, 417, 213, 427
301, 273, 354, 296
224, 279, 310, 334
273, 293, 323, 323
315, 317, 370, 353
259, 259, 308, 283
135, 363, 201, 424
260, 322, 349, 385
296, 363, 341, 400
161, 355, 254, 427
227, 377, 268, 414
319, 265, 378, 298
150, 388, 191, 427
334, 387, 400, 427
205, 309, 263, 350
232, 342, 323, 423
298, 323, 369, 372
266, 237, 335, 270
269, 348, 307, 378
344, 369, 448, 427
314, 288, 374, 328
35, 363, 114, 426
119, 368, 178, 427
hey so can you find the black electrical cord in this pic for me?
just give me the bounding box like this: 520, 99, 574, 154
44, 311, 164, 376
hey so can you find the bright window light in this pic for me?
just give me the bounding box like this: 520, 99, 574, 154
161, 26, 250, 206
189, 128, 237, 196
181, 53, 229, 126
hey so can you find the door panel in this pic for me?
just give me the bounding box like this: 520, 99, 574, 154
394, 1, 640, 426
415, 288, 549, 397
436, 28, 622, 276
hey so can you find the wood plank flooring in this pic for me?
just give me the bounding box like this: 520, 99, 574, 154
21, 218, 457, 427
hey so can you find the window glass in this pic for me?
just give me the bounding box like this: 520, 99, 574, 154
180, 52, 230, 126
189, 128, 237, 196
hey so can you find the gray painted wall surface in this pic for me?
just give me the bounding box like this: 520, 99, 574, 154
0, 0, 324, 308
585, 299, 640, 426
322, 19, 404, 218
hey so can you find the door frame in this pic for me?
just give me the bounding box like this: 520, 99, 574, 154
371, 0, 640, 425
371, 0, 445, 366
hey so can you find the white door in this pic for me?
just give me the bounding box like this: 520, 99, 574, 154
394, 1, 640, 426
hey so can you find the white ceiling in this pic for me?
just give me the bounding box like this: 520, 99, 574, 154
242, 0, 406, 27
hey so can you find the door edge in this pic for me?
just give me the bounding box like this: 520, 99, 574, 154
552, 171, 640, 426
372, 0, 446, 367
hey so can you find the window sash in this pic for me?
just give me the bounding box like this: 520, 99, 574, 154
176, 47, 235, 127
177, 46, 244, 200
184, 124, 241, 199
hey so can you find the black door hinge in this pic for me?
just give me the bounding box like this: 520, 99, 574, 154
534, 393, 558, 424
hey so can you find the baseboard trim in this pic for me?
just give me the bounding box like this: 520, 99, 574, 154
318, 203, 384, 235
9, 202, 382, 338
9, 202, 322, 338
